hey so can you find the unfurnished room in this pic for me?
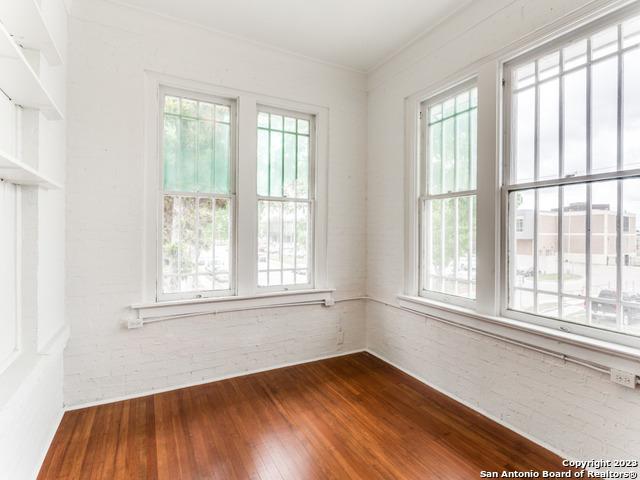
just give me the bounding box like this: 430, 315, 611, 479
1, 0, 640, 478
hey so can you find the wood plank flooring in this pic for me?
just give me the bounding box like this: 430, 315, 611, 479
39, 352, 573, 479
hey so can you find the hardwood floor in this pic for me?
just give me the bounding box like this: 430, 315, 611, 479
39, 352, 572, 479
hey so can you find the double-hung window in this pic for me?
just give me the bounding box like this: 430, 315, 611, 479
256, 108, 313, 289
150, 79, 325, 305
420, 82, 478, 303
159, 89, 235, 300
504, 13, 640, 337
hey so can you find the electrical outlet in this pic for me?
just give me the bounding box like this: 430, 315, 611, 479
337, 330, 344, 345
610, 369, 637, 389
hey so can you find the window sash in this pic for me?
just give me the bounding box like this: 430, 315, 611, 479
256, 106, 316, 291
502, 12, 640, 339
158, 88, 237, 301
419, 81, 478, 303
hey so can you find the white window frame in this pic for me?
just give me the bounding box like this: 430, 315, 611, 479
419, 79, 478, 309
403, 4, 640, 365
255, 105, 316, 292
141, 72, 329, 312
501, 5, 640, 350
157, 86, 237, 301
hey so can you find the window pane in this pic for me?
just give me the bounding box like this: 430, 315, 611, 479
198, 198, 214, 289
563, 39, 587, 70
425, 195, 476, 298
163, 94, 232, 195
429, 122, 442, 194
162, 194, 230, 294
511, 190, 535, 291
537, 187, 559, 295
590, 180, 618, 300
455, 111, 470, 190
258, 200, 310, 287
512, 289, 534, 313
297, 135, 309, 199
257, 128, 269, 196
538, 51, 559, 81
623, 15, 640, 48
623, 48, 640, 170
622, 178, 640, 334
163, 114, 180, 190
296, 203, 310, 283
270, 130, 283, 197
258, 201, 269, 286
538, 293, 559, 318
515, 62, 535, 89
563, 68, 587, 177
427, 86, 477, 195
591, 26, 618, 60
538, 79, 559, 180
214, 123, 230, 193
284, 133, 296, 197
214, 198, 231, 290
442, 117, 455, 192
197, 120, 214, 192
562, 184, 587, 297
514, 88, 535, 183
591, 57, 618, 174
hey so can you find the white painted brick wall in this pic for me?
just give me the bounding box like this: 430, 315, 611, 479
366, 302, 640, 460
366, 0, 640, 464
65, 0, 367, 407
65, 301, 365, 405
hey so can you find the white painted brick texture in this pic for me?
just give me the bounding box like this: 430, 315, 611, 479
65, 0, 367, 407
366, 0, 640, 464
366, 302, 640, 460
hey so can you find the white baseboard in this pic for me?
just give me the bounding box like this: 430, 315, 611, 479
65, 348, 366, 411
32, 407, 64, 479
364, 348, 576, 464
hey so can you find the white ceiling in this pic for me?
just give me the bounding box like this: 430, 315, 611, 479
111, 0, 471, 72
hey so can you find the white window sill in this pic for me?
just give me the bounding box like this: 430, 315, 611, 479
397, 294, 640, 376
130, 288, 336, 328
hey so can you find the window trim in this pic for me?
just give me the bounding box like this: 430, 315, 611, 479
418, 78, 478, 309
500, 6, 640, 350
142, 72, 329, 307
157, 86, 238, 301
255, 104, 316, 293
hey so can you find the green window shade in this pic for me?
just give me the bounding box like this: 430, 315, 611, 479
257, 112, 311, 199
257, 129, 269, 196
162, 95, 231, 194
270, 130, 283, 197
214, 123, 230, 194
197, 120, 214, 192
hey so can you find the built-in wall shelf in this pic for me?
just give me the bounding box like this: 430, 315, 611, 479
0, 0, 63, 66
0, 22, 63, 120
0, 149, 62, 189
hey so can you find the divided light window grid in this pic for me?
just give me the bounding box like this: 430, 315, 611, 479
257, 109, 313, 288
506, 14, 640, 336
421, 84, 478, 300
160, 92, 235, 299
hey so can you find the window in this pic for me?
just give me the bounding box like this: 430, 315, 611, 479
420, 83, 477, 301
257, 108, 313, 289
505, 13, 640, 337
159, 89, 235, 300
